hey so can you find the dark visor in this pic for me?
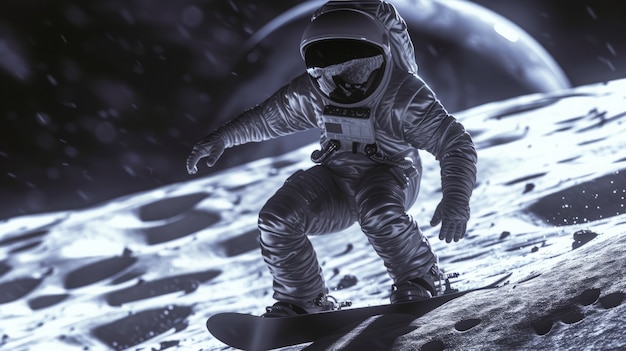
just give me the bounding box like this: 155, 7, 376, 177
304, 39, 383, 68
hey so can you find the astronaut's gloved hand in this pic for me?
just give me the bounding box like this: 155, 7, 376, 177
431, 150, 476, 243
430, 195, 470, 243
186, 133, 225, 175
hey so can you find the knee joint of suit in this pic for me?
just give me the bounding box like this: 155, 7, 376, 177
358, 202, 404, 234
259, 197, 305, 235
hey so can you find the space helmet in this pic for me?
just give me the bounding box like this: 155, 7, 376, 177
300, 7, 392, 106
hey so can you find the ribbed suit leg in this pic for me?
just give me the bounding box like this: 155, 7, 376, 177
258, 165, 355, 304
355, 165, 438, 290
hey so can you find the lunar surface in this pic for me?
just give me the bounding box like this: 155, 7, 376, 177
1, 79, 625, 350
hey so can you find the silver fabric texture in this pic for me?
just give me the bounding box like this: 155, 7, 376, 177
207, 1, 477, 304
215, 67, 476, 303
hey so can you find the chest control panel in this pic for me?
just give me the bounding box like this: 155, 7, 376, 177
322, 105, 375, 144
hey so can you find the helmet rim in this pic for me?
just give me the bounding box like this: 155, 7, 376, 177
300, 8, 390, 61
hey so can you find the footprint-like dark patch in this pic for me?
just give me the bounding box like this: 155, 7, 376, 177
215, 229, 259, 257
557, 156, 581, 164
503, 172, 546, 186
8, 241, 43, 254
478, 211, 497, 218
475, 133, 526, 149
110, 269, 145, 285
0, 277, 44, 304
105, 269, 221, 306
449, 250, 488, 263
530, 317, 553, 336
455, 318, 481, 332
92, 305, 192, 350
421, 339, 445, 351
556, 305, 585, 324
578, 137, 605, 146
333, 243, 354, 257
530, 288, 623, 337
489, 95, 566, 120
159, 340, 180, 350
531, 304, 586, 336
549, 125, 573, 134
64, 252, 137, 289
334, 275, 358, 290
598, 292, 625, 309
0, 261, 11, 278
555, 114, 587, 125
575, 108, 621, 133
136, 193, 209, 222
270, 159, 299, 171
28, 294, 70, 310
572, 229, 598, 250
523, 183, 535, 194
225, 181, 263, 193
505, 240, 546, 252
328, 268, 341, 281
578, 288, 601, 306
528, 169, 626, 226
141, 210, 220, 245
0, 229, 48, 246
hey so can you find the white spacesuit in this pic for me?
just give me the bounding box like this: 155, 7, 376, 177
186, 0, 477, 317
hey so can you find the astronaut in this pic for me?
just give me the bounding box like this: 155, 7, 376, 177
186, 0, 477, 317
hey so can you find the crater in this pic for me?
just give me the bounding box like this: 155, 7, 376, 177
215, 229, 260, 257
421, 339, 445, 351
503, 172, 546, 186
8, 241, 43, 254
334, 275, 358, 290
92, 305, 192, 350
489, 95, 564, 120
0, 229, 48, 246
455, 318, 481, 332
140, 210, 220, 245
332, 243, 354, 257
598, 292, 625, 309
28, 294, 70, 310
105, 269, 221, 306
0, 277, 44, 304
556, 305, 585, 324
577, 288, 601, 306
531, 304, 586, 336
528, 169, 626, 226
64, 253, 138, 289
136, 193, 209, 221
0, 261, 11, 278
531, 317, 553, 336
110, 269, 145, 285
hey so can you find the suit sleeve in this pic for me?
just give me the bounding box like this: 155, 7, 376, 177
214, 74, 319, 148
403, 81, 477, 220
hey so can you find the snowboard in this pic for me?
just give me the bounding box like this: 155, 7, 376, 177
206, 273, 511, 350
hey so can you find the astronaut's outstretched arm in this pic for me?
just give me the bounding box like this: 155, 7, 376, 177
404, 86, 477, 243
186, 75, 317, 174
